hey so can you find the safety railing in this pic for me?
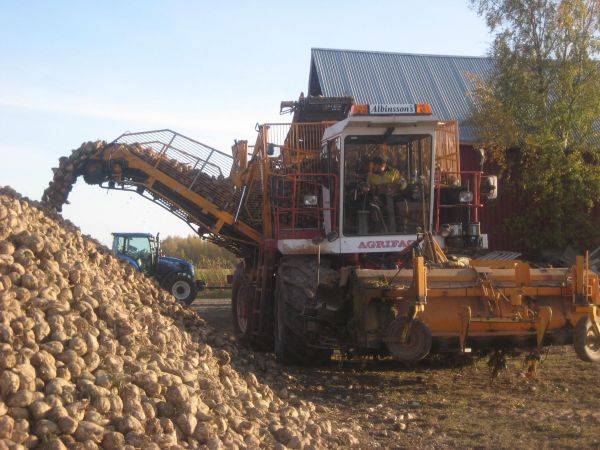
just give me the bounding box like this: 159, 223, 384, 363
434, 171, 483, 233
274, 173, 338, 240
112, 129, 232, 184
111, 129, 237, 213
232, 122, 336, 230
251, 122, 335, 173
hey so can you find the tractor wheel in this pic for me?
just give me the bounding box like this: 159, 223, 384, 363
385, 317, 432, 363
231, 263, 254, 346
574, 316, 600, 363
166, 273, 197, 305
274, 256, 332, 365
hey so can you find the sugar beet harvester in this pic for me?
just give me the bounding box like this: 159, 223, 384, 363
43, 97, 600, 365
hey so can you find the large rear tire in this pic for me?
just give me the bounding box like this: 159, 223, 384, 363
231, 263, 254, 346
165, 273, 197, 305
274, 256, 332, 365
574, 316, 600, 363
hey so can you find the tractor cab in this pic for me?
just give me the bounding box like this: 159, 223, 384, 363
112, 233, 159, 275
111, 232, 158, 274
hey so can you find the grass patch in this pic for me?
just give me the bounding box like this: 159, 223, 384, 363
197, 289, 231, 299
196, 267, 231, 299
196, 268, 231, 286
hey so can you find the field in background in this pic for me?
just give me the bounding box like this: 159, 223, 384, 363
161, 234, 236, 296
196, 268, 231, 287
197, 288, 231, 299
196, 269, 232, 298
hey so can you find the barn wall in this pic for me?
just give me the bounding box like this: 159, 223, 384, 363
460, 145, 600, 252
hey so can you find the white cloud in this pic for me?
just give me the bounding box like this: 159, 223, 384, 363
0, 86, 282, 137
0, 85, 290, 242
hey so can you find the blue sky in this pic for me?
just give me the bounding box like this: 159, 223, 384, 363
0, 0, 492, 246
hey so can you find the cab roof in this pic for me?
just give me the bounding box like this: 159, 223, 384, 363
111, 232, 154, 239
322, 114, 442, 142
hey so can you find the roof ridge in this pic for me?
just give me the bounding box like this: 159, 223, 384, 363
311, 47, 489, 60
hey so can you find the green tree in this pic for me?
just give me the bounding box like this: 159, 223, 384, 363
469, 0, 600, 253
160, 235, 238, 269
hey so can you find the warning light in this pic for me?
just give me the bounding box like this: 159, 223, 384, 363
415, 103, 432, 114
350, 104, 369, 115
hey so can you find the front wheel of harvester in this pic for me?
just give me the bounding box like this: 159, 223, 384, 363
166, 274, 197, 306
385, 317, 432, 364
574, 316, 600, 362
274, 256, 332, 365
231, 264, 254, 346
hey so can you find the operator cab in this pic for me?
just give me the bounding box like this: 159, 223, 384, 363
341, 129, 433, 237
273, 101, 492, 257
321, 104, 444, 254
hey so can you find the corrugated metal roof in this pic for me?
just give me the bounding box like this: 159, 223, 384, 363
309, 48, 492, 143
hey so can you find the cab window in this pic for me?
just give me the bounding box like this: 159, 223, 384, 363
343, 134, 432, 236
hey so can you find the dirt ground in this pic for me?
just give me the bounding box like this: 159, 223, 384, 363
192, 298, 600, 450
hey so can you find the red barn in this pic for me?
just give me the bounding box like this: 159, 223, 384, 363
307, 48, 598, 251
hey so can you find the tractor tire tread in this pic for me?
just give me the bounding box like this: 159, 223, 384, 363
275, 256, 331, 366
231, 263, 272, 350
165, 273, 197, 306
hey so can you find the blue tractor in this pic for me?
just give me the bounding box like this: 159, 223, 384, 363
111, 232, 204, 305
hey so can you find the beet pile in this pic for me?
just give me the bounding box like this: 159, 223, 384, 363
0, 187, 337, 449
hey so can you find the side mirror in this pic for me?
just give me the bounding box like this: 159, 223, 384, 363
481, 175, 498, 200
326, 231, 339, 242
